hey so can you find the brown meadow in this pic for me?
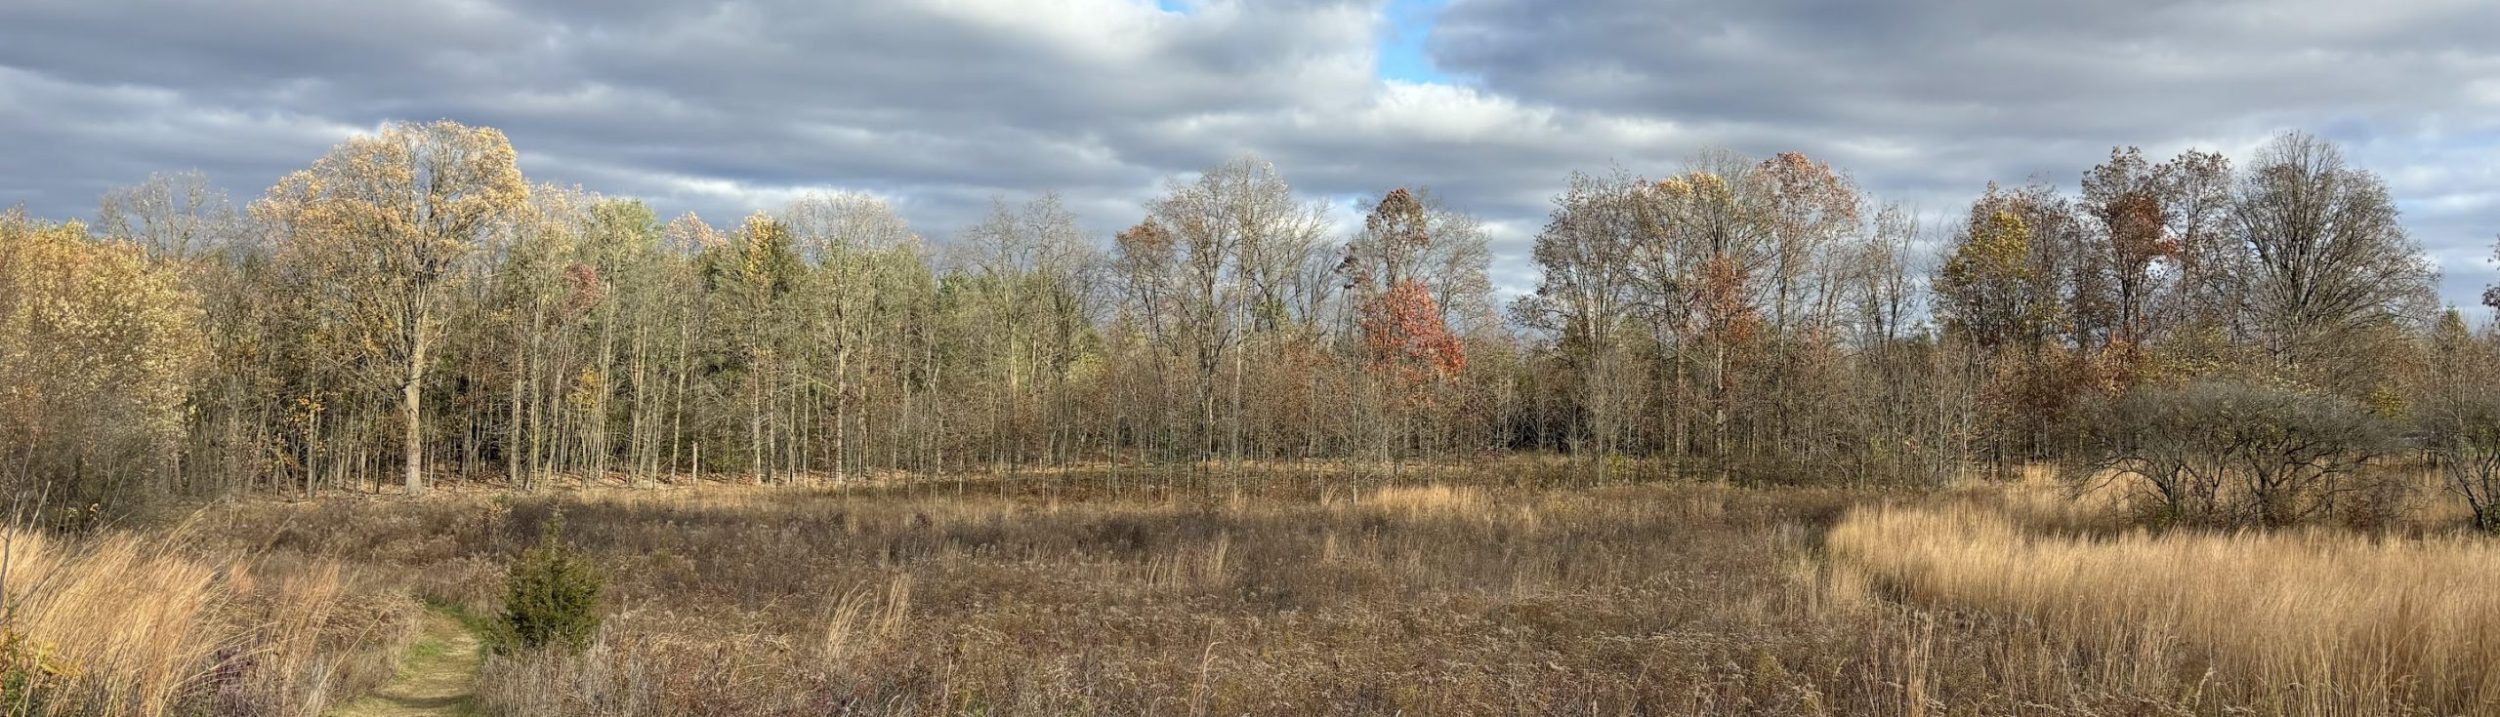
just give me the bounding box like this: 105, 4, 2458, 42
4, 465, 2494, 715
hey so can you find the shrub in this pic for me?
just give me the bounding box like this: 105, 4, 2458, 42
495, 512, 605, 653
2074, 379, 2393, 527
2421, 392, 2500, 532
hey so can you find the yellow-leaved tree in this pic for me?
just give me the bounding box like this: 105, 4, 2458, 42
254, 120, 527, 493
0, 209, 202, 511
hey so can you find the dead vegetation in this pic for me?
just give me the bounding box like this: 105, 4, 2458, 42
1826, 499, 2500, 715
0, 524, 414, 716
5, 462, 2489, 716
197, 475, 1878, 715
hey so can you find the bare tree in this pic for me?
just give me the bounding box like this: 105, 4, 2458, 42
2231, 131, 2437, 381
1139, 155, 1332, 462
1758, 152, 1861, 337
948, 194, 1101, 470
98, 170, 247, 262
1513, 171, 1645, 474
786, 192, 923, 480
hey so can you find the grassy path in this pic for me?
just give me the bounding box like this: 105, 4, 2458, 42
328, 608, 483, 717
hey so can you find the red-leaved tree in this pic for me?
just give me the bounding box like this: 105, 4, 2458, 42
1359, 279, 1466, 392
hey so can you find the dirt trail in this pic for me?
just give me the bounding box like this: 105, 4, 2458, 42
328, 609, 483, 717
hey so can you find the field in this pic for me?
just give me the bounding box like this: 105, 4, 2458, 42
9, 464, 2499, 716
3, 4, 2488, 714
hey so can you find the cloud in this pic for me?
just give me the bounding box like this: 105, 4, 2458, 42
1436, 0, 2500, 309
0, 0, 2493, 313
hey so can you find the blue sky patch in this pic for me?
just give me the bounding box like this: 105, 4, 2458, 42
1377, 0, 1453, 84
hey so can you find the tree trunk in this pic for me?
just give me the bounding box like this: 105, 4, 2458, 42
403, 333, 427, 495
508, 373, 524, 487
751, 376, 767, 484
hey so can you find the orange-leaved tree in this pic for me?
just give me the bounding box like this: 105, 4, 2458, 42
1358, 279, 1466, 389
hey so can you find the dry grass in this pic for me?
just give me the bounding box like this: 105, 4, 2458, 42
1351, 483, 1489, 518
1826, 501, 2500, 715
142, 463, 2500, 716
0, 529, 218, 716
0, 524, 413, 716
205, 476, 1882, 715
814, 572, 912, 665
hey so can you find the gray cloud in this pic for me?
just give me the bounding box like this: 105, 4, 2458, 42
0, 0, 2493, 314
1437, 0, 2500, 310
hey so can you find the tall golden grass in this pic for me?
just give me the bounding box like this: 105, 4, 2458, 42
816, 573, 912, 665
0, 528, 218, 716
0, 526, 411, 716
1826, 503, 2500, 714
1353, 484, 1489, 518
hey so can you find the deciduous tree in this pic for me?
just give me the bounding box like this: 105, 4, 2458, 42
255, 120, 527, 493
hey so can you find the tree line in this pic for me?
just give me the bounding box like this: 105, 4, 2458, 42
3, 120, 2495, 513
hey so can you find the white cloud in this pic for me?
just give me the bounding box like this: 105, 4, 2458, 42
0, 0, 2492, 310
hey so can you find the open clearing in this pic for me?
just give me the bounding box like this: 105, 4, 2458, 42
11, 469, 2499, 715
9, 97, 2495, 716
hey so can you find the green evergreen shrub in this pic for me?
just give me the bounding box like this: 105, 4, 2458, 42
494, 511, 604, 653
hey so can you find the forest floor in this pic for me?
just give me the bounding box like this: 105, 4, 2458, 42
327, 608, 484, 717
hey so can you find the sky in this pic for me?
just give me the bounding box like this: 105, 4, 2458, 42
2, 0, 2495, 316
